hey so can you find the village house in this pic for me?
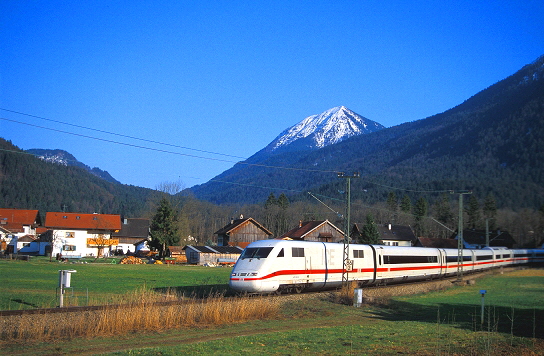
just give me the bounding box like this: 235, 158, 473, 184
43, 212, 121, 258
450, 229, 517, 249
0, 208, 41, 254
214, 216, 272, 248
351, 223, 416, 246
416, 237, 459, 248
280, 220, 344, 242
183, 245, 244, 265
112, 218, 151, 255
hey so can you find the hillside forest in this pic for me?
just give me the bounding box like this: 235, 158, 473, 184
1, 137, 543, 248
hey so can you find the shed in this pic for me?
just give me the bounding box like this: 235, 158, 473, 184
215, 217, 272, 248
183, 245, 244, 265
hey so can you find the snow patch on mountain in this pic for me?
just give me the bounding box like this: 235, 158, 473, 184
271, 106, 384, 150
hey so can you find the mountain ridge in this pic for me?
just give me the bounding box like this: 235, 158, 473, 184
25, 148, 120, 184
190, 55, 544, 209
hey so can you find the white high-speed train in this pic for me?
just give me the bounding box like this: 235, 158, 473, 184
229, 239, 544, 294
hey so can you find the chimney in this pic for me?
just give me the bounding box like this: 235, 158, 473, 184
299, 220, 302, 227
388, 223, 392, 231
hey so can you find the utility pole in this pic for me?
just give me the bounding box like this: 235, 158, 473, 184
451, 190, 472, 282
338, 172, 359, 286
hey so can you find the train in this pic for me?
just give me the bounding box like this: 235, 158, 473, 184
229, 239, 544, 294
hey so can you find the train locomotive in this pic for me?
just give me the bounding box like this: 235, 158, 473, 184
229, 239, 544, 294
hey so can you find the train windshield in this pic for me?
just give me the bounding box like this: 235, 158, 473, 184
240, 247, 273, 259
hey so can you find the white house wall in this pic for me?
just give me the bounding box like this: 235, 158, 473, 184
52, 229, 113, 257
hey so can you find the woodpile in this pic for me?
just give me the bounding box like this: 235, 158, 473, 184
119, 256, 145, 264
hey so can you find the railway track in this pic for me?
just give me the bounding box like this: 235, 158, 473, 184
0, 267, 517, 317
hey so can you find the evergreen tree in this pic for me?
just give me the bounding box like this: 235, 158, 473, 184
149, 198, 180, 258
483, 193, 497, 230
360, 214, 380, 244
264, 193, 277, 209
413, 197, 428, 237
435, 193, 454, 225
277, 193, 289, 210
276, 193, 290, 235
386, 191, 398, 222
400, 194, 411, 214
466, 195, 481, 229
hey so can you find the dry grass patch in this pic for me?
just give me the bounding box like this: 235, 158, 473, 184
0, 290, 281, 344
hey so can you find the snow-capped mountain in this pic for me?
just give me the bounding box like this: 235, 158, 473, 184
269, 106, 384, 152
26, 148, 120, 184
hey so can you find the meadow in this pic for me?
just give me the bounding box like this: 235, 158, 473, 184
1, 258, 543, 355
0, 257, 232, 309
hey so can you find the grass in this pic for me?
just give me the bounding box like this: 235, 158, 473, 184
1, 261, 543, 355
0, 257, 232, 309
0, 290, 280, 344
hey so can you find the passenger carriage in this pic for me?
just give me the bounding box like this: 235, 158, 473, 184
229, 239, 544, 294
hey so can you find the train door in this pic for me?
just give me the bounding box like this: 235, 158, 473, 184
437, 249, 446, 276
373, 246, 384, 281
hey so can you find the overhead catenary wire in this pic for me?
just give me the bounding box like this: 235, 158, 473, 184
1, 108, 456, 195
0, 107, 246, 160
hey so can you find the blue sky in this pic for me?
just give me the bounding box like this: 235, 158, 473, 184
1, 1, 543, 190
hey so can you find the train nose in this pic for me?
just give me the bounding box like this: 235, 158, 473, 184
229, 273, 262, 292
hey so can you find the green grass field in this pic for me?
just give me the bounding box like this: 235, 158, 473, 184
0, 257, 232, 309
1, 259, 543, 355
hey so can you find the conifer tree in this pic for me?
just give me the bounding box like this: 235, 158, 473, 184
360, 214, 380, 244
400, 194, 411, 213
413, 197, 428, 237
483, 193, 497, 230
466, 195, 481, 229
149, 197, 179, 258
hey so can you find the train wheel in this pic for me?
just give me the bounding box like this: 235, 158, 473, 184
294, 286, 303, 294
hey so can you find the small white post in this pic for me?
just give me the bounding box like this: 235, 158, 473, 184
353, 288, 363, 307
58, 270, 77, 308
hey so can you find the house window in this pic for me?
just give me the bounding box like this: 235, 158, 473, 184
65, 232, 74, 238
292, 247, 304, 257
353, 250, 364, 258
63, 245, 76, 251
63, 216, 68, 219
22, 243, 30, 247
76, 216, 80, 220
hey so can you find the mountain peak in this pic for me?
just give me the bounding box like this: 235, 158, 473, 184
270, 106, 384, 151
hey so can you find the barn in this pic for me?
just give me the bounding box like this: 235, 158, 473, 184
214, 216, 272, 248
183, 245, 244, 266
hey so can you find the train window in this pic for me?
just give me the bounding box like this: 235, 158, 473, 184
384, 255, 438, 264
240, 247, 273, 259
476, 255, 493, 261
353, 250, 364, 258
292, 247, 305, 257
277, 248, 284, 257
446, 256, 472, 263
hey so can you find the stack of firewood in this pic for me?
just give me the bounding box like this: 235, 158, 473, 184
119, 256, 145, 264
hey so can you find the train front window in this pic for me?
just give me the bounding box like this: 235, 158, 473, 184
240, 247, 273, 259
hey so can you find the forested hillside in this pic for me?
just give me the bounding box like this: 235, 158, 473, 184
0, 139, 156, 217
191, 55, 544, 210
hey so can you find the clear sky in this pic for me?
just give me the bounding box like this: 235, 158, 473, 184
1, 1, 543, 190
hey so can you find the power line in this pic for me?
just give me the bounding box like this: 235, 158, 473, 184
0, 117, 340, 175
0, 107, 247, 160
1, 108, 455, 195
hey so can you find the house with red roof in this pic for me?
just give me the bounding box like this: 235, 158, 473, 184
280, 220, 344, 243
44, 212, 121, 258
0, 208, 41, 254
